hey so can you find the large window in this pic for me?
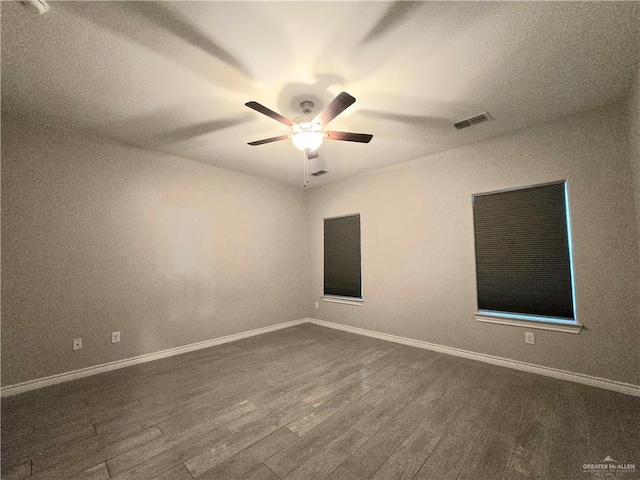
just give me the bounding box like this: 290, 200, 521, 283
472, 182, 576, 324
324, 214, 362, 300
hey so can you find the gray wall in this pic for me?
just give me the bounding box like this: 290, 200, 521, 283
3, 99, 639, 388
1, 123, 309, 386
308, 102, 640, 386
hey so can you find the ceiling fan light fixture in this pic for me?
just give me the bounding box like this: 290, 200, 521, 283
291, 121, 324, 152
244, 92, 373, 177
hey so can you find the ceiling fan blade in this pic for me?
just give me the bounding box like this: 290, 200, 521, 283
308, 150, 319, 160
247, 135, 290, 146
245, 101, 293, 127
314, 92, 356, 126
326, 131, 373, 143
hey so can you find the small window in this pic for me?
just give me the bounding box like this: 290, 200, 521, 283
472, 182, 576, 324
324, 214, 362, 299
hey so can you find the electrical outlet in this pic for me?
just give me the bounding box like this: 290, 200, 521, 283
73, 338, 82, 350
315, 302, 319, 309
111, 331, 121, 343
525, 332, 535, 345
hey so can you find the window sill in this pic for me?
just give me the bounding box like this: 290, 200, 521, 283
476, 313, 583, 334
322, 296, 364, 306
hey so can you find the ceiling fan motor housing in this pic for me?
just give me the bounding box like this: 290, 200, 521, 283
300, 101, 315, 115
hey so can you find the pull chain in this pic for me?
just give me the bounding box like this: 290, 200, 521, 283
303, 150, 309, 187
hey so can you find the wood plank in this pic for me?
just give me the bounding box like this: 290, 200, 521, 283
370, 426, 442, 480
501, 419, 552, 480
151, 464, 192, 480
301, 368, 377, 408
158, 400, 257, 436
29, 426, 164, 480
221, 372, 357, 434
240, 464, 279, 480
71, 462, 110, 480
10, 398, 142, 438
455, 384, 500, 428
0, 461, 31, 480
198, 428, 299, 480
501, 377, 557, 480
457, 427, 514, 480
183, 401, 314, 478
1, 423, 97, 468
415, 368, 484, 435
287, 382, 373, 436
325, 375, 454, 480
95, 379, 269, 439
107, 426, 230, 480
484, 382, 532, 438
282, 428, 369, 480
264, 393, 379, 478
380, 354, 444, 390
353, 370, 448, 438
414, 419, 483, 480
1, 420, 95, 451
358, 345, 428, 387
107, 400, 256, 476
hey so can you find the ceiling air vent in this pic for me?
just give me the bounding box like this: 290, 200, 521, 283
453, 112, 490, 130
311, 170, 328, 177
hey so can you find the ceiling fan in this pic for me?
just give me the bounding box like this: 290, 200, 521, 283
245, 92, 373, 187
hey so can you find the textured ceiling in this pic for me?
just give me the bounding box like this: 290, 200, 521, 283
2, 1, 639, 187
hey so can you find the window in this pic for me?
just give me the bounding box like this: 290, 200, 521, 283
472, 182, 576, 325
323, 214, 362, 301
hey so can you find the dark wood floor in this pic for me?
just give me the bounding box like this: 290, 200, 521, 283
2, 324, 639, 480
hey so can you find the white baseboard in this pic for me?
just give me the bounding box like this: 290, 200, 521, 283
0, 318, 307, 398
4, 317, 638, 398
306, 318, 640, 398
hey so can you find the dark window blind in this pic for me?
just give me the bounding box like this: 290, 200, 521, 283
472, 183, 574, 320
324, 214, 362, 298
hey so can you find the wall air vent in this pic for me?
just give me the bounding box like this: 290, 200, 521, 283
454, 112, 491, 130
311, 170, 328, 177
